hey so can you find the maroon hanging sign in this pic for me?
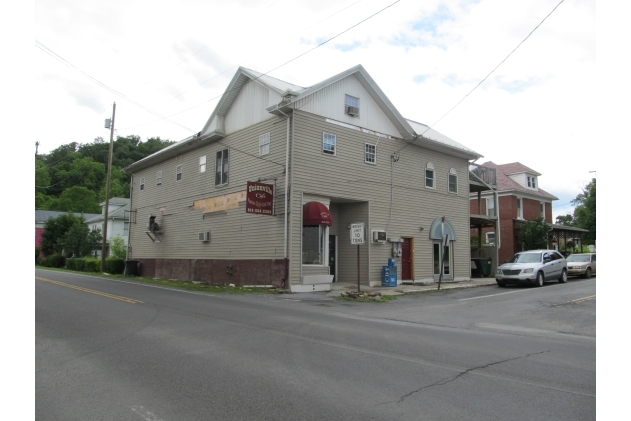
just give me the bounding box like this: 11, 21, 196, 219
246, 182, 274, 216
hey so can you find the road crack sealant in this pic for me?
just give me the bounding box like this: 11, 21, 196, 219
383, 350, 551, 405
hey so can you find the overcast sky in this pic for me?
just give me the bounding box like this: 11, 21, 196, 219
32, 0, 596, 218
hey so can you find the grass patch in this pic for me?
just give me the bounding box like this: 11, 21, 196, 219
336, 294, 399, 303
35, 265, 281, 294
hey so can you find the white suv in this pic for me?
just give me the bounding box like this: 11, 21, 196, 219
495, 250, 568, 287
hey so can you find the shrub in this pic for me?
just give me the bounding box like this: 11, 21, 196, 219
105, 258, 125, 274
41, 254, 65, 268
109, 235, 127, 260
66, 257, 100, 273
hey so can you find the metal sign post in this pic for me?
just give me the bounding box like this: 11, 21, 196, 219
350, 223, 365, 292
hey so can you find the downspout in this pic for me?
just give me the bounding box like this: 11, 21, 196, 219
274, 103, 292, 288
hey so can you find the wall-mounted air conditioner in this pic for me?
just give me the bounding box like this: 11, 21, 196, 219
372, 230, 387, 243
345, 105, 359, 117
198, 231, 210, 242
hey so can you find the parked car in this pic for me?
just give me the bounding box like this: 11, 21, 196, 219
566, 253, 596, 278
495, 250, 567, 287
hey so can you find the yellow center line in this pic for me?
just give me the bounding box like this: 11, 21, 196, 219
36, 276, 143, 304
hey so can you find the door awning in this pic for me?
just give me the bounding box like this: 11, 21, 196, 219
303, 201, 332, 226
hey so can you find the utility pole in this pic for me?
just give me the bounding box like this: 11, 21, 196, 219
35, 141, 40, 156
101, 102, 116, 272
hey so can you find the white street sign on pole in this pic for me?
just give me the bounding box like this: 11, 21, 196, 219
350, 223, 365, 245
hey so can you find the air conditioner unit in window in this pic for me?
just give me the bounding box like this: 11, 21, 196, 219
198, 231, 210, 242
345, 105, 359, 117
372, 230, 387, 244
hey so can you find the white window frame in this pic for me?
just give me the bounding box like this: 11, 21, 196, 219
323, 132, 336, 156
344, 94, 359, 117
527, 175, 537, 189
516, 197, 523, 219
140, 177, 145, 191
259, 133, 270, 156
176, 165, 182, 181
365, 143, 376, 164
302, 225, 329, 266
487, 197, 495, 217
157, 170, 162, 185
425, 163, 435, 189
215, 149, 229, 186
486, 231, 496, 245
448, 168, 457, 193
199, 156, 206, 173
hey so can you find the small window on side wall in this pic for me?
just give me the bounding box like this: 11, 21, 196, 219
259, 133, 270, 156
157, 170, 162, 185
215, 149, 229, 185
140, 177, 145, 191
365, 143, 376, 164
425, 163, 434, 188
448, 168, 457, 193
176, 165, 182, 181
199, 156, 206, 173
323, 132, 336, 156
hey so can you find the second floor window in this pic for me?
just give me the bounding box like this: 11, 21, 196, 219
157, 170, 162, 185
216, 149, 229, 185
448, 168, 457, 193
200, 156, 206, 173
517, 197, 523, 218
176, 165, 182, 181
259, 133, 270, 156
365, 143, 376, 164
323, 132, 336, 155
487, 197, 495, 217
140, 177, 145, 190
540, 202, 545, 218
425, 163, 434, 188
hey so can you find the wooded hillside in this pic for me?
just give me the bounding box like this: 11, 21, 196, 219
35, 135, 174, 213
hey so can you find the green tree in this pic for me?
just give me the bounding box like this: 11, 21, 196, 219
572, 178, 596, 245
47, 186, 101, 213
109, 234, 127, 259
555, 214, 575, 226
41, 212, 85, 256
518, 215, 551, 251
62, 223, 90, 257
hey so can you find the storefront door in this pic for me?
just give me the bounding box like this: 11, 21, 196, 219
402, 238, 412, 280
328, 235, 337, 281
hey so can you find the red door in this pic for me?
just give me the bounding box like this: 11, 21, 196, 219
402, 238, 412, 280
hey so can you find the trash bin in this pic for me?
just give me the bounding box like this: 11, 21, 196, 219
470, 258, 483, 278
382, 266, 391, 287
388, 268, 397, 287
124, 260, 139, 276
479, 257, 492, 277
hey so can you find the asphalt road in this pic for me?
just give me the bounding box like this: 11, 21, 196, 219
36, 269, 596, 421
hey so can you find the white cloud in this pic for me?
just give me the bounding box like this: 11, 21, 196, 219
33, 0, 596, 215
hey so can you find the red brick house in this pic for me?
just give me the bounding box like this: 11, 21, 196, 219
470, 162, 558, 264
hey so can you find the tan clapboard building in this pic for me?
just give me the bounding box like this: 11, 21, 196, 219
123, 65, 495, 292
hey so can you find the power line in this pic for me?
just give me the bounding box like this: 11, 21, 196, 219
395, 0, 566, 154
35, 40, 197, 134
118, 0, 401, 132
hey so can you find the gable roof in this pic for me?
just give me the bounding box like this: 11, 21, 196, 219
85, 201, 130, 223
481, 161, 557, 200
123, 65, 481, 174
35, 210, 101, 224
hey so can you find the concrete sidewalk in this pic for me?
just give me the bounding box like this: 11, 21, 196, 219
327, 277, 497, 297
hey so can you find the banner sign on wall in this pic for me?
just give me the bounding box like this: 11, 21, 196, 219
246, 182, 274, 216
